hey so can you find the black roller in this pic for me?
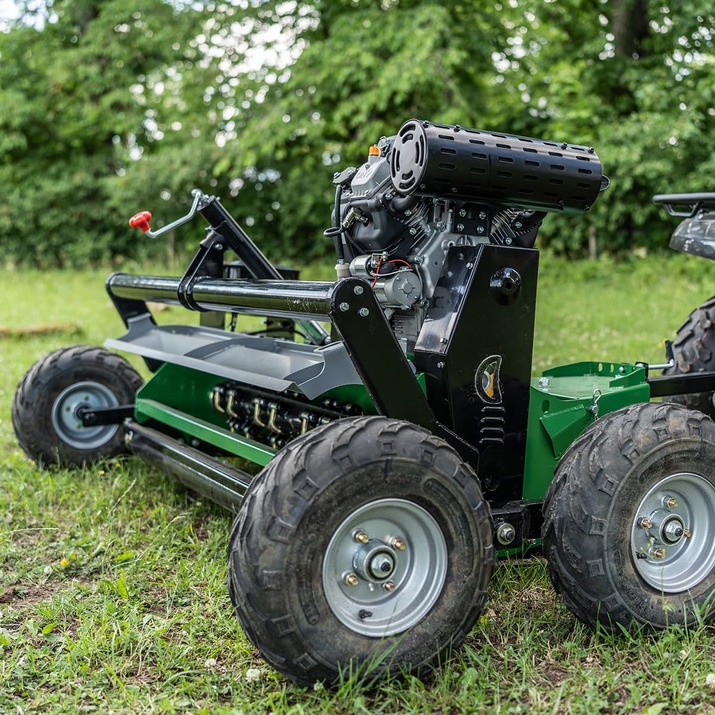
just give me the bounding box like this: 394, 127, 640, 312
390, 119, 606, 214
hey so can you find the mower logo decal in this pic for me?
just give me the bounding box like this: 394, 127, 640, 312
475, 355, 503, 404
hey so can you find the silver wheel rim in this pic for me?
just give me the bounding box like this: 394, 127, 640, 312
322, 498, 448, 637
50, 381, 120, 450
630, 471, 715, 593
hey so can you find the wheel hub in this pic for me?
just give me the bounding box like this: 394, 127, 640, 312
630, 472, 715, 592
50, 381, 120, 450
322, 498, 448, 637
354, 541, 397, 582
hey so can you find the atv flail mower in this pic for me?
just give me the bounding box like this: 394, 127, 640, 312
13, 119, 715, 685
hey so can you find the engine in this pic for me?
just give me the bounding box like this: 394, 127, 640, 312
328, 119, 606, 350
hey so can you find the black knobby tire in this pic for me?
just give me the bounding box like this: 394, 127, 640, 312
543, 402, 715, 630
12, 345, 143, 466
228, 416, 494, 685
665, 296, 715, 418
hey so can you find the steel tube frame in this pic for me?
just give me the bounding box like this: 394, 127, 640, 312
107, 272, 336, 320
126, 420, 252, 513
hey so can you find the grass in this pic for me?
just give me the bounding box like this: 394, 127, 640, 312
2, 252, 715, 713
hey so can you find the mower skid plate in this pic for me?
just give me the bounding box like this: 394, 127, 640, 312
105, 313, 363, 399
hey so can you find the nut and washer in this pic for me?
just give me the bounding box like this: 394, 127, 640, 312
391, 537, 406, 551
383, 581, 396, 592
344, 572, 359, 587
358, 307, 370, 317
638, 516, 653, 529
339, 302, 350, 312
663, 496, 679, 509
353, 285, 364, 295
496, 523, 516, 546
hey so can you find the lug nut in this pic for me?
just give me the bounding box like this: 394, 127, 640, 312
383, 581, 396, 592
638, 517, 653, 529
353, 530, 369, 544
344, 572, 359, 587
653, 548, 666, 559
391, 537, 406, 551
664, 496, 679, 509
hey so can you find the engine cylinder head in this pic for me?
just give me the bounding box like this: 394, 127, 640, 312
390, 119, 606, 215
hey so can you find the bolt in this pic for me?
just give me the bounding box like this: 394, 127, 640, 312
358, 307, 370, 317
353, 285, 364, 295
437, 361, 445, 369
383, 581, 396, 592
344, 572, 359, 587
456, 223, 465, 232
339, 302, 350, 312
638, 517, 653, 529
404, 210, 412, 217
459, 208, 467, 217
215, 243, 224, 251
466, 262, 474, 269
476, 226, 485, 234
504, 237, 512, 244
391, 537, 406, 551
664, 496, 679, 509
653, 548, 666, 559
538, 377, 551, 389
513, 221, 523, 229
683, 528, 692, 538
353, 530, 369, 544
409, 227, 417, 236
479, 211, 487, 220
496, 523, 516, 546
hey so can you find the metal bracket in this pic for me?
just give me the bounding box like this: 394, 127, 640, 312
77, 405, 135, 427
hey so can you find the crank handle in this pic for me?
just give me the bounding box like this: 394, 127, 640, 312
129, 189, 212, 238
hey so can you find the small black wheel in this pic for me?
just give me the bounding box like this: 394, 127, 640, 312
665, 296, 715, 418
543, 402, 715, 630
12, 345, 143, 466
228, 416, 494, 685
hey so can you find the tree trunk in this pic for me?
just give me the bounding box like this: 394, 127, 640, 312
612, 0, 650, 59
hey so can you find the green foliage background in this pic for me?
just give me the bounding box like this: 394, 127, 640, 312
0, 0, 713, 266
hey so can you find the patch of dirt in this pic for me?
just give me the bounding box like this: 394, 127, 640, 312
0, 578, 89, 610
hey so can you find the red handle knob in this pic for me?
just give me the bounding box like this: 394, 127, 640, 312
129, 211, 153, 232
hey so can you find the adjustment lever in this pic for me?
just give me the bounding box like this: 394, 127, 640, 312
129, 189, 211, 238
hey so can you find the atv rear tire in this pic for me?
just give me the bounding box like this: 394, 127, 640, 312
228, 416, 494, 685
665, 296, 715, 419
543, 402, 715, 630
12, 345, 143, 467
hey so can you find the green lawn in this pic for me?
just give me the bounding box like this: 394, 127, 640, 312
2, 253, 715, 714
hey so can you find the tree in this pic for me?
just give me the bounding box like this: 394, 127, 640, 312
211, 0, 513, 259
0, 0, 713, 265
0, 0, 214, 266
